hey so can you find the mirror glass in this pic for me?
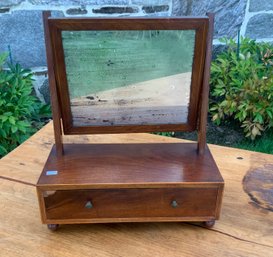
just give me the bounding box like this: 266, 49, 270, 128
62, 30, 195, 127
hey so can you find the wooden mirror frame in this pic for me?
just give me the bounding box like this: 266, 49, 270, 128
43, 12, 214, 156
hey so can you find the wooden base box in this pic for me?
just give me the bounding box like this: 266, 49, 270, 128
37, 143, 224, 230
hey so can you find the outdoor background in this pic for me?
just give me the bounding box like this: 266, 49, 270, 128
0, 0, 272, 102
0, 0, 272, 156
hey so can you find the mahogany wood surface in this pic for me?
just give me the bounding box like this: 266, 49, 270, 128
197, 13, 214, 154
43, 188, 218, 220
36, 141, 223, 225
0, 123, 272, 257
37, 143, 223, 189
43, 11, 63, 156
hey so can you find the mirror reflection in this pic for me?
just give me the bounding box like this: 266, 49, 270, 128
62, 30, 195, 126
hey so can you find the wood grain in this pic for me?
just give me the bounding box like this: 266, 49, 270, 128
243, 164, 273, 211
37, 142, 223, 189
197, 13, 214, 154
43, 188, 218, 221
0, 122, 188, 185
1, 177, 272, 257
43, 11, 63, 156
1, 122, 273, 256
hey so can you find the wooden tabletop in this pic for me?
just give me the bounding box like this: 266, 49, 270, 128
1, 122, 272, 257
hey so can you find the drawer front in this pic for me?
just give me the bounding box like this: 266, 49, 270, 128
43, 188, 218, 220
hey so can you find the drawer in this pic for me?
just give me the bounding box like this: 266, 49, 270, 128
43, 188, 218, 220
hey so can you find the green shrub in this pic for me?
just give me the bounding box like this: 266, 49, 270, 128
210, 37, 273, 140
0, 53, 51, 157
153, 132, 175, 137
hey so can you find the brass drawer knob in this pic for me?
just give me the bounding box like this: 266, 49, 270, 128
171, 200, 178, 208
85, 201, 93, 209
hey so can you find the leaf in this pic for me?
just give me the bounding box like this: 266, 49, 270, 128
16, 120, 30, 133
212, 114, 218, 121
239, 53, 245, 60
252, 126, 261, 137
4, 112, 12, 117
18, 134, 30, 144
210, 106, 218, 111
0, 145, 8, 156
245, 131, 252, 138
253, 113, 263, 124
246, 52, 251, 59
256, 123, 264, 131
8, 116, 16, 125
0, 52, 8, 67
11, 125, 18, 133
266, 109, 273, 119
0, 128, 7, 138
0, 115, 8, 122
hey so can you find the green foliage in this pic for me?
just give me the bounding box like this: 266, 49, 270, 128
153, 132, 175, 137
235, 128, 273, 154
210, 37, 273, 140
0, 53, 51, 157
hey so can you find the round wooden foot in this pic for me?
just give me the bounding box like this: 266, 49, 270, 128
47, 224, 59, 231
203, 220, 215, 228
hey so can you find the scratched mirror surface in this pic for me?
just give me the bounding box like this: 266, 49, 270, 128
62, 30, 195, 126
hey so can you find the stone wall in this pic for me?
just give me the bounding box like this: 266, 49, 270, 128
243, 0, 273, 41
0, 0, 272, 102
172, 0, 273, 43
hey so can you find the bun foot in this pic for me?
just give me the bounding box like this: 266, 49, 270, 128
47, 224, 59, 231
203, 220, 215, 228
